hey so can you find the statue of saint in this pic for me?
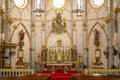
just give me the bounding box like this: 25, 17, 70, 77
94, 28, 99, 41
19, 29, 25, 41
94, 28, 100, 47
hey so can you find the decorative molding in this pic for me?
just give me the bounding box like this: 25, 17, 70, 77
104, 17, 112, 24
29, 48, 35, 51
0, 9, 5, 16
7, 17, 14, 25
114, 8, 120, 15
101, 24, 105, 29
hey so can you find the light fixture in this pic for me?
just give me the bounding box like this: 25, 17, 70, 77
71, 0, 84, 17
33, 0, 46, 17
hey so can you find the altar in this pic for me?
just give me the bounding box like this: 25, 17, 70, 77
46, 63, 73, 72
38, 11, 79, 71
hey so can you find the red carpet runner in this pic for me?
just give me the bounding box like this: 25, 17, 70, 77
36, 70, 84, 80
50, 73, 72, 80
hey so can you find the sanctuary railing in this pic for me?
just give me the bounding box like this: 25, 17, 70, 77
85, 69, 120, 75
0, 69, 34, 77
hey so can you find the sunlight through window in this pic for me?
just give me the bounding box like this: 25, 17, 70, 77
53, 0, 65, 8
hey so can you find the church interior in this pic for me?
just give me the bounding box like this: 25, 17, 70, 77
0, 0, 120, 80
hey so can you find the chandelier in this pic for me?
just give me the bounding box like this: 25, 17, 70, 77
33, 0, 46, 17
71, 0, 84, 17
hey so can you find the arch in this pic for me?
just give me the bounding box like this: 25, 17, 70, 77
46, 30, 73, 47
10, 22, 31, 48
87, 21, 108, 48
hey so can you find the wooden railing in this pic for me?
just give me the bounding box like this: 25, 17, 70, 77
85, 69, 120, 75
0, 69, 34, 77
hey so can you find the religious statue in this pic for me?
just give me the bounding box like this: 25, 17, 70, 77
41, 48, 47, 62
94, 28, 100, 47
56, 12, 62, 26
51, 11, 67, 34
71, 48, 77, 62
19, 29, 25, 41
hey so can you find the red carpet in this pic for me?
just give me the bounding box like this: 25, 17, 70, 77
50, 73, 72, 80
36, 70, 84, 80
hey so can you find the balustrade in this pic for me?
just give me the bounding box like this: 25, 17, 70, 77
0, 69, 34, 77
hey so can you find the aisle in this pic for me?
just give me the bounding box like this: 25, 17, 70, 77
50, 73, 72, 80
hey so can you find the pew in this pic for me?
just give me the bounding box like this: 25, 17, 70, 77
0, 74, 50, 80
72, 74, 119, 80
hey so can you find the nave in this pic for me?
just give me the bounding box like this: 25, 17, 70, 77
0, 0, 120, 80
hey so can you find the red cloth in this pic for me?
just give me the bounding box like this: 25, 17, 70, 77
50, 76, 72, 80
51, 73, 71, 76
50, 73, 72, 80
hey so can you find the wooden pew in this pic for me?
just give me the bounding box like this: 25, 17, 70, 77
72, 74, 119, 80
0, 74, 50, 80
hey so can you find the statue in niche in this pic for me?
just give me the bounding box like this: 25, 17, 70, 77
93, 28, 100, 47
19, 29, 25, 42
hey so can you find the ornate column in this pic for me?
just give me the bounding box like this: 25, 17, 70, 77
108, 0, 114, 68
73, 23, 77, 46
5, 0, 11, 43
83, 0, 88, 70
118, 14, 120, 68
30, 0, 36, 69
117, 1, 120, 68
41, 22, 45, 47
0, 0, 3, 43
0, 0, 3, 68
83, 23, 88, 68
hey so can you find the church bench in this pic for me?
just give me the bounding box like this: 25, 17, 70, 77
0, 74, 50, 80
72, 74, 119, 80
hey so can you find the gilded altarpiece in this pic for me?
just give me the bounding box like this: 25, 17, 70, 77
40, 12, 77, 71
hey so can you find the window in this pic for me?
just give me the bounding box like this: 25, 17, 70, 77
14, 0, 28, 8
53, 0, 65, 8
90, 0, 104, 8
93, 0, 104, 6
50, 0, 68, 10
